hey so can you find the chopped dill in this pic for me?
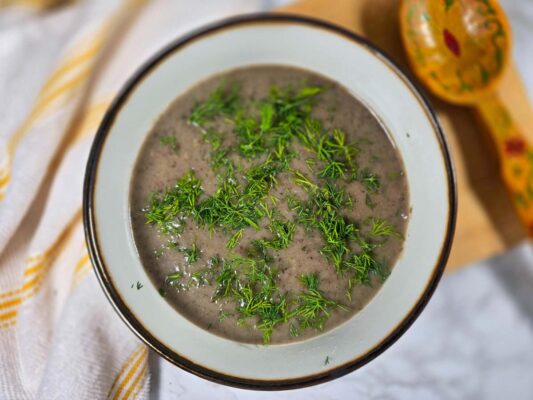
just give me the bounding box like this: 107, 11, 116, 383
209, 254, 289, 343
290, 173, 356, 272
289, 274, 344, 331
344, 253, 378, 286
144, 171, 202, 235
300, 272, 319, 291
189, 81, 241, 127
368, 218, 402, 239
226, 229, 244, 249
297, 120, 358, 180
305, 157, 317, 173
289, 323, 300, 337
210, 147, 231, 171
143, 78, 406, 344
202, 128, 223, 150
219, 310, 230, 321
360, 169, 380, 193
208, 255, 222, 268
154, 248, 164, 258
256, 218, 295, 250
191, 269, 207, 284
235, 115, 265, 158
166, 271, 183, 283
182, 242, 200, 264
159, 135, 179, 153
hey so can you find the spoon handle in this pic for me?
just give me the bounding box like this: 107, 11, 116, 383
477, 94, 533, 236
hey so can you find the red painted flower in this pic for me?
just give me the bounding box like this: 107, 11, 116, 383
505, 137, 526, 156
443, 29, 460, 57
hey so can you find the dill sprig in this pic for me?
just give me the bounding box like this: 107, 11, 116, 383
267, 218, 295, 250
202, 128, 223, 150
318, 212, 356, 273
297, 119, 359, 180
211, 255, 289, 343
344, 252, 378, 286
165, 271, 188, 292
195, 176, 258, 232
210, 147, 232, 171
235, 115, 265, 158
166, 271, 183, 282
300, 272, 319, 290
159, 135, 179, 153
243, 157, 282, 200
253, 217, 295, 251
182, 242, 200, 264
290, 172, 356, 272
193, 157, 284, 237
189, 81, 241, 127
226, 229, 244, 249
231, 84, 323, 162
189, 269, 209, 287
144, 171, 203, 235
360, 169, 380, 193
289, 273, 344, 331
368, 218, 402, 239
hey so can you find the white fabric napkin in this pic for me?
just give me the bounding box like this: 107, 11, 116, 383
0, 0, 265, 398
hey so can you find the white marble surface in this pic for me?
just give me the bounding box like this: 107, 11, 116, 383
150, 0, 533, 398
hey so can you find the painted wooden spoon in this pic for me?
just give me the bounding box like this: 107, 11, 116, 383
399, 0, 533, 236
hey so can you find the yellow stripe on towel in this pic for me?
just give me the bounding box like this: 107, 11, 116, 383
0, 27, 107, 196
0, 213, 82, 328
113, 348, 148, 400
107, 346, 146, 399
123, 362, 148, 400
72, 252, 92, 288
41, 42, 102, 95
0, 0, 74, 10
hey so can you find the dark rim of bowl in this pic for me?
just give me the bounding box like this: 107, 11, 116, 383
83, 13, 457, 391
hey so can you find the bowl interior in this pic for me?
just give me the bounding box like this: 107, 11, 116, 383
87, 16, 454, 386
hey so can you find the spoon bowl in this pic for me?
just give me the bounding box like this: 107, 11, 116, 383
400, 0, 511, 104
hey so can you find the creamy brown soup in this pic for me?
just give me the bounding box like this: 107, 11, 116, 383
130, 66, 409, 344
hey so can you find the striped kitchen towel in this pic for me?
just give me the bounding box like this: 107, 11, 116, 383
0, 0, 265, 398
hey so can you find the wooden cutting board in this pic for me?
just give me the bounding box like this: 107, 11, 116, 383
278, 0, 532, 272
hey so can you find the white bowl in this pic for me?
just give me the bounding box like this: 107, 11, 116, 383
83, 14, 456, 390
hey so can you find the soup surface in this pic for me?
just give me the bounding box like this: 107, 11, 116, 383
130, 66, 409, 344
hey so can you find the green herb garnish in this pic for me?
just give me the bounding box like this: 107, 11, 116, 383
226, 229, 244, 249
189, 81, 240, 127
144, 171, 202, 235
219, 310, 230, 321
159, 135, 179, 153
288, 273, 344, 331
144, 78, 405, 344
166, 271, 183, 283
182, 242, 200, 264
369, 218, 402, 239
361, 169, 380, 193
289, 323, 300, 337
